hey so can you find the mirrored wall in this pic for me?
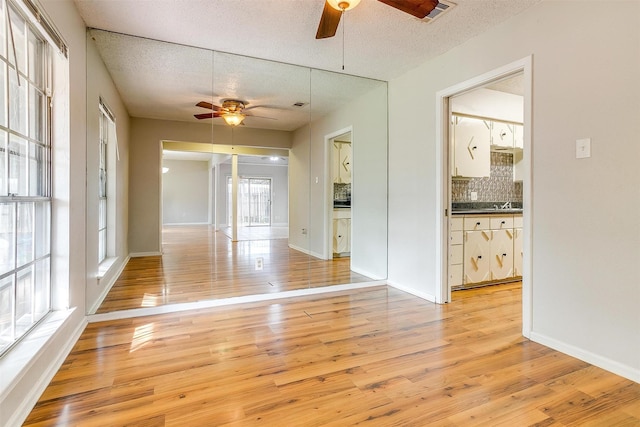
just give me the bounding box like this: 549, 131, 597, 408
85, 29, 387, 315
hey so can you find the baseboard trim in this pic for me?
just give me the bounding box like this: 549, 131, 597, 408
287, 243, 324, 260
88, 280, 387, 323
529, 331, 640, 384
3, 310, 87, 427
350, 265, 384, 281
386, 280, 437, 303
129, 251, 162, 258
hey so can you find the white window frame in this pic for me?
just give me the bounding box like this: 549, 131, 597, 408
0, 0, 52, 357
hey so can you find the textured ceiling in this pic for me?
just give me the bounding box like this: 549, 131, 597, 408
77, 0, 540, 130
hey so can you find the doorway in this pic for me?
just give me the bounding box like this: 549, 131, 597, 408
326, 129, 353, 261
436, 57, 533, 336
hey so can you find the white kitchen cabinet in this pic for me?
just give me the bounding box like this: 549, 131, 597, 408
514, 226, 523, 277
448, 217, 464, 288
513, 124, 524, 149
333, 218, 350, 254
490, 122, 514, 150
452, 116, 490, 178
464, 229, 491, 284
490, 229, 514, 280
452, 213, 523, 288
333, 209, 351, 255
333, 142, 352, 184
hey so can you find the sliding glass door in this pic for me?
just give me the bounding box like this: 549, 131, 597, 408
227, 177, 271, 227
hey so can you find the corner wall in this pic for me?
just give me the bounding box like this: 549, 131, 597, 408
388, 1, 640, 381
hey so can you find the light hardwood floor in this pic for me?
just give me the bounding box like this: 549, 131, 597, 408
97, 225, 372, 313
25, 283, 640, 426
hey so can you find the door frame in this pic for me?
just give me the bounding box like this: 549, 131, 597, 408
323, 126, 353, 260
435, 56, 533, 338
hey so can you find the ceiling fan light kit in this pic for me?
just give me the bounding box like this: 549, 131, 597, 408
222, 111, 246, 126
327, 0, 361, 11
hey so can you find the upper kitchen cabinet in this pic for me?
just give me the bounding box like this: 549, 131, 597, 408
490, 121, 515, 150
452, 115, 490, 178
333, 141, 352, 184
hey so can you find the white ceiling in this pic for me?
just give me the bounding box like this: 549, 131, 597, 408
75, 0, 540, 130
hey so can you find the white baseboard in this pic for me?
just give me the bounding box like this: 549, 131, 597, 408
529, 331, 640, 384
386, 280, 437, 303
88, 280, 387, 323
287, 243, 324, 260
129, 251, 162, 258
89, 256, 130, 314
163, 222, 210, 226
3, 310, 87, 427
350, 265, 384, 281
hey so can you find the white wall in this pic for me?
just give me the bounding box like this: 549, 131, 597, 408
290, 82, 388, 279
129, 118, 292, 254
217, 162, 289, 227
85, 34, 130, 312
162, 159, 209, 224
388, 1, 640, 381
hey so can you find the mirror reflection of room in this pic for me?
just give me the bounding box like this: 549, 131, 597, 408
86, 31, 389, 315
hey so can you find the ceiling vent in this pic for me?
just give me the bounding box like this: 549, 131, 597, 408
422, 0, 456, 23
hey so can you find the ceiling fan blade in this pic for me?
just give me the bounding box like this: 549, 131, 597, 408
316, 0, 343, 39
194, 112, 221, 120
377, 0, 439, 19
245, 113, 277, 120
196, 101, 221, 111
244, 105, 290, 112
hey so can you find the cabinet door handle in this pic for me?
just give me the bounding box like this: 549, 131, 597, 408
501, 221, 506, 224
477, 255, 482, 259
476, 222, 481, 226
503, 253, 507, 257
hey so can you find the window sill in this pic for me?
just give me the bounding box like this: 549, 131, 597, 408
97, 257, 118, 280
0, 308, 77, 399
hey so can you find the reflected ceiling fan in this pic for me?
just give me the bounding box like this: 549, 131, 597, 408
316, 0, 440, 39
194, 99, 277, 126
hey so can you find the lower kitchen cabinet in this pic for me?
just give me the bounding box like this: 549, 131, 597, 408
449, 213, 523, 289
333, 218, 350, 254
449, 217, 464, 287
333, 209, 351, 255
514, 227, 523, 276
464, 229, 491, 284
490, 228, 514, 280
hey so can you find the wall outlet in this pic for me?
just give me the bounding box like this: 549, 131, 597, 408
301, 228, 307, 235
470, 191, 478, 201
255, 257, 264, 270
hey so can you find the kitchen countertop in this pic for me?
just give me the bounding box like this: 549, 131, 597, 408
452, 209, 523, 215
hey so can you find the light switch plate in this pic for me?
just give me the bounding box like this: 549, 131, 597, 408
576, 138, 591, 159
470, 191, 478, 201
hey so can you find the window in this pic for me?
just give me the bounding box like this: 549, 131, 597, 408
0, 0, 51, 356
98, 102, 111, 263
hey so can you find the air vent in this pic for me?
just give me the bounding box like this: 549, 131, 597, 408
422, 0, 456, 23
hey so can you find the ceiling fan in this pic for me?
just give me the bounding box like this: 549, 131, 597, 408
316, 0, 440, 39
194, 99, 276, 126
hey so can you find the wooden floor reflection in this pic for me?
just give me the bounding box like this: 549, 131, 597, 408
96, 225, 372, 313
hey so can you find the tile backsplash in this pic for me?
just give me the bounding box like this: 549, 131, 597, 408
452, 152, 522, 203
334, 183, 351, 201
